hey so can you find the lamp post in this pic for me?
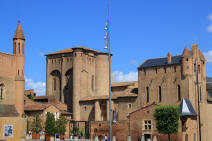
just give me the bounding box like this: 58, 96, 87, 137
104, 0, 112, 140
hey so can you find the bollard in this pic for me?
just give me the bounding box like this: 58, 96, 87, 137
141, 136, 145, 141
128, 136, 131, 141
153, 136, 157, 141
112, 136, 116, 141
20, 137, 25, 141
74, 136, 78, 141
95, 136, 99, 141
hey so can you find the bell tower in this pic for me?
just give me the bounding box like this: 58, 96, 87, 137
13, 20, 25, 116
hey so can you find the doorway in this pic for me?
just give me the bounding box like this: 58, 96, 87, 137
144, 134, 151, 141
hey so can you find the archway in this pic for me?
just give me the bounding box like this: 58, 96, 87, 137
50, 70, 61, 101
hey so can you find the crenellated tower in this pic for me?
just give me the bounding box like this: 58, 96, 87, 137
13, 20, 25, 116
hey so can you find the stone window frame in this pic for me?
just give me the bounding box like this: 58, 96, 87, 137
142, 119, 152, 131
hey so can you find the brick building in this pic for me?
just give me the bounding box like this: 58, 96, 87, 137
0, 21, 26, 141
135, 45, 209, 141
45, 48, 138, 123
44, 45, 212, 141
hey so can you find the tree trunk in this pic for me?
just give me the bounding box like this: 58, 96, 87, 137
168, 134, 171, 141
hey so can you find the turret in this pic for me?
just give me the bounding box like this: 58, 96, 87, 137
13, 20, 25, 116
181, 46, 192, 76
72, 48, 83, 121
13, 20, 25, 56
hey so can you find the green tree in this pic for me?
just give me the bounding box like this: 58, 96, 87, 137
45, 112, 55, 136
55, 115, 67, 135
153, 105, 180, 141
32, 114, 42, 134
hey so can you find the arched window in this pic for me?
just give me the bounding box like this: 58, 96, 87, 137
146, 87, 149, 103
178, 85, 181, 101
159, 86, 162, 102
18, 43, 20, 54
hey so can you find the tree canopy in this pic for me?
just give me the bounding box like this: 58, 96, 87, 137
153, 105, 180, 141
45, 112, 55, 136
55, 115, 67, 135
32, 114, 42, 134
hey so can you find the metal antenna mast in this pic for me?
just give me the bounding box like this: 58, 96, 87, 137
104, 0, 112, 140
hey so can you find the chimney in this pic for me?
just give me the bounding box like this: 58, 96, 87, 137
168, 52, 171, 64
182, 46, 189, 57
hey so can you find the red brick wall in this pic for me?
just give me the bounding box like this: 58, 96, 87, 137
129, 104, 182, 141
90, 121, 129, 141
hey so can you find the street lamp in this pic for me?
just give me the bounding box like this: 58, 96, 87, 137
104, 0, 112, 140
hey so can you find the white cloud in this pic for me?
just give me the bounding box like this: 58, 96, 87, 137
204, 50, 212, 63
25, 78, 46, 96
113, 71, 138, 82
207, 25, 212, 32
39, 52, 45, 56
130, 60, 138, 65
208, 13, 212, 21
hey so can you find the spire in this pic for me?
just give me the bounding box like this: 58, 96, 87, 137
13, 20, 25, 40
182, 46, 189, 57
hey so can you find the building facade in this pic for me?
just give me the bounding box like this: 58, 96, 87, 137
45, 48, 139, 123
136, 45, 208, 141
44, 43, 212, 141
0, 21, 26, 141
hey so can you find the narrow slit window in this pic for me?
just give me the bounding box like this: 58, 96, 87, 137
53, 78, 56, 91
18, 43, 20, 54
14, 42, 16, 54
22, 43, 24, 54
0, 88, 3, 100
200, 86, 202, 102
92, 75, 94, 91
159, 86, 162, 102
146, 87, 149, 103
178, 85, 181, 101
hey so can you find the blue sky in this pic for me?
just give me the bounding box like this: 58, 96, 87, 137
0, 0, 212, 95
